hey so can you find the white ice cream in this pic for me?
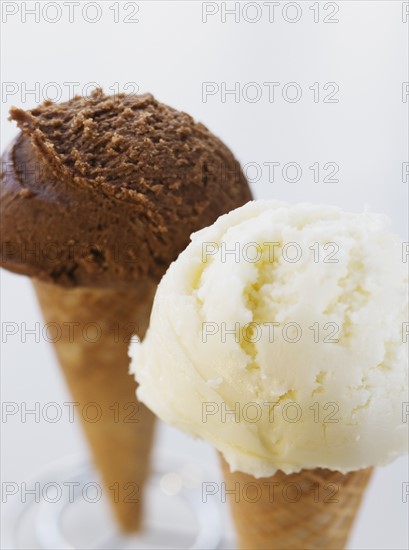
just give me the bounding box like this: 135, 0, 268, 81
130, 200, 408, 477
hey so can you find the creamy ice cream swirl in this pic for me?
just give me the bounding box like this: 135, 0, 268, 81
131, 200, 408, 476
0, 90, 251, 288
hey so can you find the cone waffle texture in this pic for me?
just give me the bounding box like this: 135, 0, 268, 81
220, 456, 373, 550
33, 279, 157, 532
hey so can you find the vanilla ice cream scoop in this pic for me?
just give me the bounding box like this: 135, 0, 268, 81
130, 200, 408, 477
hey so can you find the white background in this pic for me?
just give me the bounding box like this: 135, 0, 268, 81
1, 1, 408, 549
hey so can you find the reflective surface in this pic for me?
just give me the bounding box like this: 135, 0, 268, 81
4, 452, 224, 550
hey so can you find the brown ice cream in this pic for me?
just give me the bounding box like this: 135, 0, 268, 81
1, 89, 251, 287
0, 89, 251, 532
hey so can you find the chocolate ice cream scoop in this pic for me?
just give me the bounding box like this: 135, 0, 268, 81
1, 90, 251, 532
1, 89, 251, 287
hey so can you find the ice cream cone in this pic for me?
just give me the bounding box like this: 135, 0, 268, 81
220, 456, 373, 550
130, 200, 407, 547
33, 279, 157, 532
1, 90, 252, 533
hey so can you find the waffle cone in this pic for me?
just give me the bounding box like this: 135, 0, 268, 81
220, 456, 373, 549
33, 279, 157, 532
